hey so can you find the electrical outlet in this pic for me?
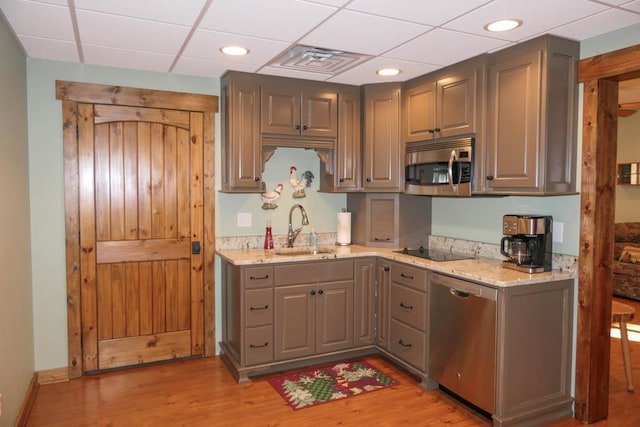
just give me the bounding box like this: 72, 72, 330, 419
236, 212, 252, 228
553, 221, 564, 243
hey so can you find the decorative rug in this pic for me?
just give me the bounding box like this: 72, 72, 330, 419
267, 359, 396, 410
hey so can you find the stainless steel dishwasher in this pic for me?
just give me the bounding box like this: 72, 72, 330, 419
429, 272, 497, 414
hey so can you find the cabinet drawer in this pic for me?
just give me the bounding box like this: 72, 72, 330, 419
391, 263, 427, 291
245, 288, 273, 327
390, 319, 426, 372
244, 266, 274, 289
244, 325, 273, 366
390, 283, 426, 331
275, 260, 353, 286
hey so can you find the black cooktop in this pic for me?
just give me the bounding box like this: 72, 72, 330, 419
394, 246, 475, 262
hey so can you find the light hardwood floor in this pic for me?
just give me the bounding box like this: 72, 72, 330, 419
26, 298, 639, 427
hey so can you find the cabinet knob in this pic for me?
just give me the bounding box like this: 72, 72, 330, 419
310, 290, 316, 296
427, 129, 435, 134
366, 177, 371, 182
303, 125, 308, 131
318, 289, 324, 295
486, 175, 494, 181
434, 127, 441, 133
339, 178, 344, 183
295, 125, 301, 130
254, 177, 260, 182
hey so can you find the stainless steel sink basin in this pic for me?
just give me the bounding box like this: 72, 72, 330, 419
273, 246, 334, 256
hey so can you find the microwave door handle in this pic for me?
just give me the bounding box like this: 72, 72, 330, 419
448, 150, 457, 192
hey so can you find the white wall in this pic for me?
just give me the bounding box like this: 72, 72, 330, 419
616, 112, 640, 222
0, 16, 33, 426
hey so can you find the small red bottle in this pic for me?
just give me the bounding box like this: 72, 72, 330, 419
264, 220, 274, 249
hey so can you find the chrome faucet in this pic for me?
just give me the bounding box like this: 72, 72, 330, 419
286, 204, 310, 247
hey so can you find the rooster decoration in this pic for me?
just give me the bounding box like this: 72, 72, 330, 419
261, 183, 283, 210
289, 166, 314, 198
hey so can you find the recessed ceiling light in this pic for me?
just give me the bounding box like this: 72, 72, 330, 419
484, 19, 522, 32
377, 68, 401, 77
220, 45, 249, 56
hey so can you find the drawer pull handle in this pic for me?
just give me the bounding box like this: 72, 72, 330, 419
398, 339, 412, 348
249, 342, 269, 349
374, 237, 391, 241
249, 274, 269, 280
399, 302, 413, 310
400, 273, 414, 280
449, 288, 470, 298
250, 305, 269, 311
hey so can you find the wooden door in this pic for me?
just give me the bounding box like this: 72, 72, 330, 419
58, 80, 217, 377
77, 104, 203, 371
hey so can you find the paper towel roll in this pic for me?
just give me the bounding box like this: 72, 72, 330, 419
337, 212, 351, 245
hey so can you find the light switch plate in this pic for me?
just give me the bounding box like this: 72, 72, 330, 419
553, 221, 564, 243
237, 212, 252, 228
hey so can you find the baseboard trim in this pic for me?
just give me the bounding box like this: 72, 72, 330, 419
15, 373, 38, 427
38, 367, 69, 384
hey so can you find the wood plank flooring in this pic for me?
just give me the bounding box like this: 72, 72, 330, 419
26, 297, 640, 427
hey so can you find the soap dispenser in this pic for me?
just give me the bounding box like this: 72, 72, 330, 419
264, 220, 274, 249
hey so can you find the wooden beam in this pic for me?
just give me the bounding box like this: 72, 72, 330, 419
575, 78, 618, 423
579, 44, 640, 83
56, 80, 219, 113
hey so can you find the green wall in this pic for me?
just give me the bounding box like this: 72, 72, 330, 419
0, 16, 33, 426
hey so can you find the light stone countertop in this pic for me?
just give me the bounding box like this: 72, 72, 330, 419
216, 244, 576, 288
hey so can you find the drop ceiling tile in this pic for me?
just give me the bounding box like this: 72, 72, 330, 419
301, 10, 431, 56
550, 9, 640, 40
444, 0, 609, 41
18, 35, 79, 62
73, 0, 207, 26
621, 0, 640, 12
76, 9, 190, 55
173, 56, 259, 78
327, 57, 441, 85
199, 0, 338, 42
589, 0, 631, 5
182, 29, 290, 65
29, 0, 67, 5
385, 28, 510, 66
258, 66, 334, 81
0, 0, 74, 41
346, 0, 492, 26
83, 44, 175, 73
303, 0, 351, 6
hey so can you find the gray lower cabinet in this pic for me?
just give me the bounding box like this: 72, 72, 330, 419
354, 258, 376, 346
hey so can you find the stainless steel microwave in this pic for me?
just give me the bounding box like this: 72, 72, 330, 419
405, 136, 474, 196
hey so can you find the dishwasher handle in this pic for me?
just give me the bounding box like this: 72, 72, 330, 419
449, 288, 471, 298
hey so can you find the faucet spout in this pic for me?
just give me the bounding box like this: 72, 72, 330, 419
287, 204, 310, 247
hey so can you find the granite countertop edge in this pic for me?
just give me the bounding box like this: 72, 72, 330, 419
216, 245, 576, 288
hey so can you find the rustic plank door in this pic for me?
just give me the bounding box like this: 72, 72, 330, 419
58, 81, 216, 379
76, 104, 204, 371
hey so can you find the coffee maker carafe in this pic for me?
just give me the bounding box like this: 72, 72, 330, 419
501, 215, 552, 273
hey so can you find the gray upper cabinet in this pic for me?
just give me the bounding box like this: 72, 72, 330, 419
221, 72, 263, 192
363, 83, 402, 191
482, 35, 579, 195
402, 55, 484, 143
261, 84, 338, 138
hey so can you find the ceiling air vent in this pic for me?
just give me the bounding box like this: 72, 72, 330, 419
267, 45, 372, 75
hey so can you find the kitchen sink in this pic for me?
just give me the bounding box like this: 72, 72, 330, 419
274, 246, 335, 256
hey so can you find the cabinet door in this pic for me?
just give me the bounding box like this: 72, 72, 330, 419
223, 79, 262, 191
363, 84, 402, 190
274, 284, 315, 360
302, 89, 338, 137
485, 50, 542, 190
354, 258, 376, 346
261, 85, 300, 136
368, 194, 398, 247
315, 280, 354, 354
335, 90, 361, 189
436, 67, 476, 138
376, 262, 391, 350
403, 80, 436, 143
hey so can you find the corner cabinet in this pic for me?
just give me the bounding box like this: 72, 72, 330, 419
220, 72, 263, 192
482, 35, 579, 195
362, 83, 402, 191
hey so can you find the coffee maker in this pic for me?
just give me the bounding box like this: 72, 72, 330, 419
500, 215, 552, 273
